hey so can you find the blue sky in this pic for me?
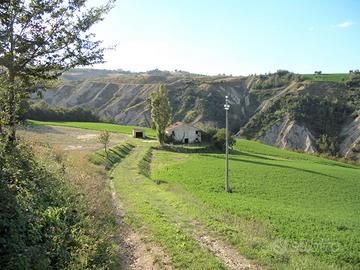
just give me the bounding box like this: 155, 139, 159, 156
89, 0, 360, 75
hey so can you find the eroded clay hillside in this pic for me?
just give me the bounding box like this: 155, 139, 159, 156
36, 69, 360, 160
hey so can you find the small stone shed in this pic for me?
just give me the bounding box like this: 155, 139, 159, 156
165, 122, 201, 143
132, 128, 145, 139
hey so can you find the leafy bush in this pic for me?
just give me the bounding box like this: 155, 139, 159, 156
0, 142, 118, 269
183, 110, 199, 123
240, 90, 357, 156
288, 94, 353, 138
316, 134, 339, 155
23, 102, 102, 122
211, 128, 235, 150
201, 127, 235, 151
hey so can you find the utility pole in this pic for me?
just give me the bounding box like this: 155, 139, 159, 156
224, 95, 230, 192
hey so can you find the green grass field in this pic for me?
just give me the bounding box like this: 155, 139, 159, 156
150, 140, 360, 269
27, 119, 157, 138
302, 73, 350, 83
27, 121, 360, 269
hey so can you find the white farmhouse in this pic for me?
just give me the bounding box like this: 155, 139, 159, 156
165, 122, 201, 144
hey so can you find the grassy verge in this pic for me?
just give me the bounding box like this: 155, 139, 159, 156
0, 142, 119, 269
27, 119, 157, 139
151, 139, 360, 269
111, 143, 228, 269
89, 143, 135, 170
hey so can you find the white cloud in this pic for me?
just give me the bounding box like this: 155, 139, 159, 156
336, 21, 355, 28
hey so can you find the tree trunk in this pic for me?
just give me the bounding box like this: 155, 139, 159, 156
105, 144, 109, 159
7, 73, 17, 144
7, 11, 17, 144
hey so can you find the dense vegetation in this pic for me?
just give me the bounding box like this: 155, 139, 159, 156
23, 102, 103, 122
150, 84, 172, 145
0, 142, 118, 269
241, 88, 357, 155
254, 70, 301, 89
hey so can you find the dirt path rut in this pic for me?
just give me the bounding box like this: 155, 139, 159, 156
111, 144, 263, 270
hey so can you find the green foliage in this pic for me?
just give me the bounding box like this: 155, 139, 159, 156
288, 94, 353, 137
0, 0, 113, 80
0, 142, 117, 269
151, 139, 360, 269
347, 87, 360, 113
89, 143, 134, 170
150, 84, 172, 144
346, 74, 360, 87
23, 102, 101, 122
317, 134, 338, 155
0, 0, 114, 142
241, 100, 285, 139
254, 71, 297, 89
28, 120, 157, 138
241, 93, 354, 155
97, 131, 111, 157
183, 110, 199, 123
211, 128, 235, 151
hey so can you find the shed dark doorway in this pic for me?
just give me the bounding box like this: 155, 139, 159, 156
135, 132, 143, 138
184, 138, 189, 144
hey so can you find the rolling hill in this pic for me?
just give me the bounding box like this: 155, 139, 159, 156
33, 69, 360, 161
22, 120, 360, 269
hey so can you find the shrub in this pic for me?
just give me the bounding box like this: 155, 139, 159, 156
22, 102, 101, 122
209, 128, 235, 151
183, 110, 199, 123
0, 142, 118, 269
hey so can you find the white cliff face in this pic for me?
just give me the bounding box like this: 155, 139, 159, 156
260, 115, 317, 153
339, 116, 360, 160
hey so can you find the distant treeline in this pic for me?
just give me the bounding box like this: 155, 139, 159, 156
23, 102, 113, 123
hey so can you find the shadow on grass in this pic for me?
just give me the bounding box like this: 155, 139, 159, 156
230, 150, 281, 161
153, 179, 168, 185
90, 143, 135, 170
156, 144, 281, 162
154, 144, 219, 154
138, 147, 153, 178
201, 154, 339, 179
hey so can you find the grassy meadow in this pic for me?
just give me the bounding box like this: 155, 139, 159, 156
27, 119, 157, 138
302, 73, 350, 83
23, 121, 360, 269
150, 140, 360, 269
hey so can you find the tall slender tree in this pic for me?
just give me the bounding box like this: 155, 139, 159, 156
150, 84, 172, 145
0, 0, 115, 143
